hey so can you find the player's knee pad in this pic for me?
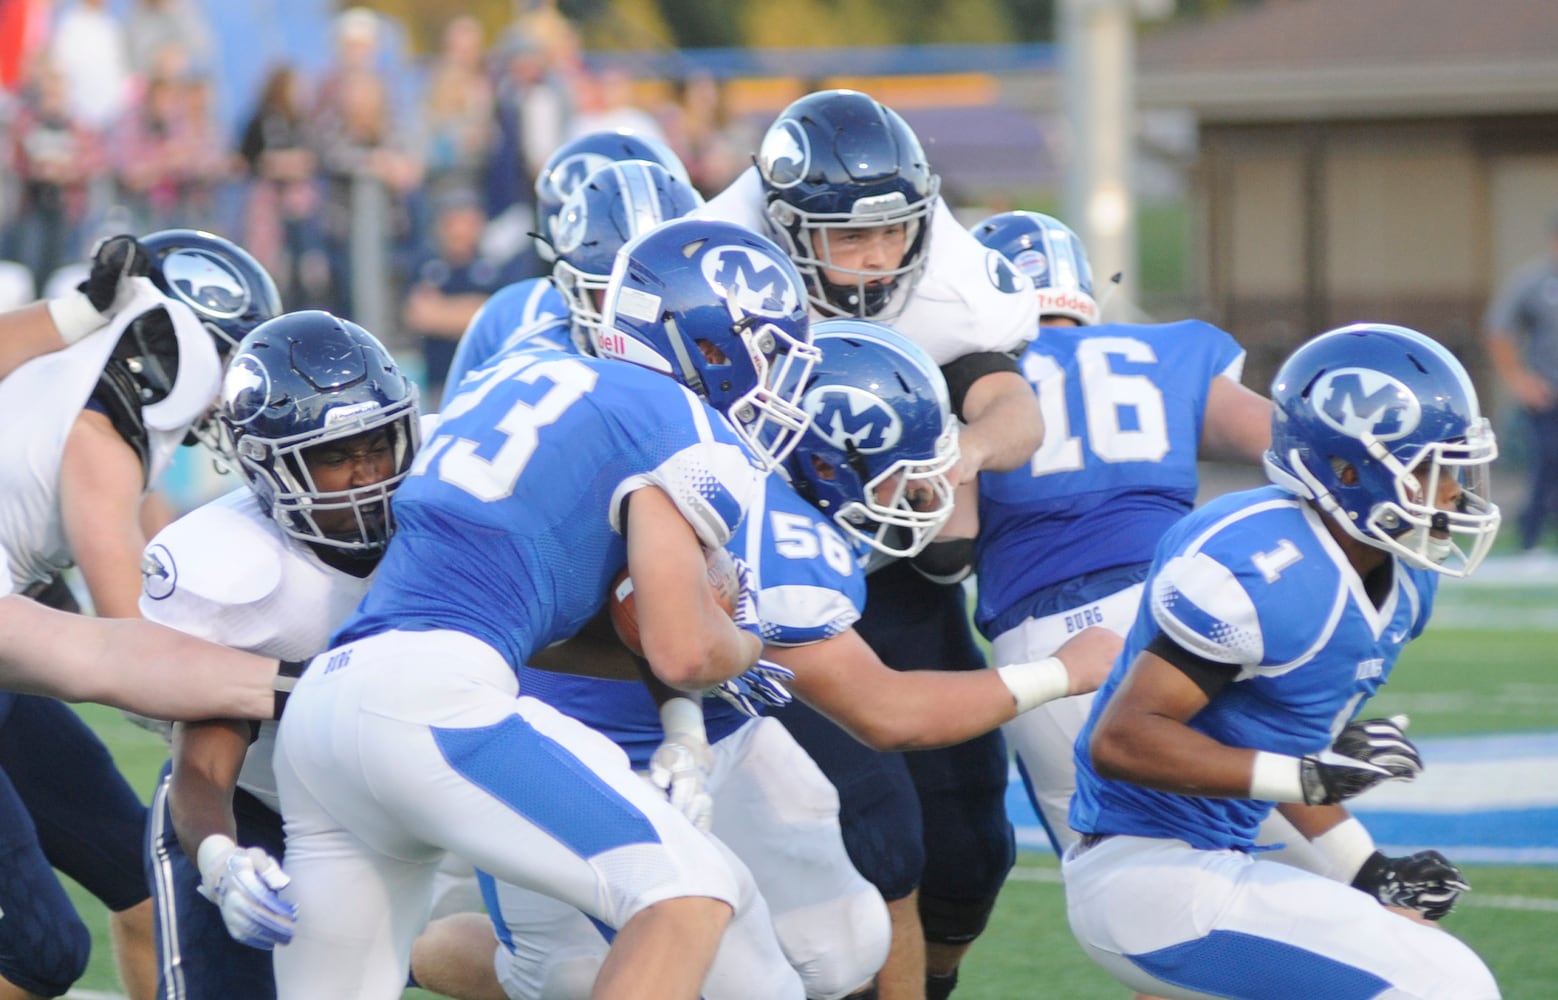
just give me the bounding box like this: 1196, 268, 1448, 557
918, 891, 1000, 948
0, 850, 91, 997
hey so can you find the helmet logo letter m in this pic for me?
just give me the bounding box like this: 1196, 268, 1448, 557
1313, 368, 1421, 442
805, 386, 903, 453
702, 247, 799, 318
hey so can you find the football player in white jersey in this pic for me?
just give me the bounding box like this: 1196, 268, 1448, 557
0, 230, 281, 1000
1066, 323, 1501, 999
138, 310, 422, 999
699, 88, 1044, 1000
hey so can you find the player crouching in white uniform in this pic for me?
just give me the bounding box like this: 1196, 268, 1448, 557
138, 310, 422, 999
1065, 324, 1502, 999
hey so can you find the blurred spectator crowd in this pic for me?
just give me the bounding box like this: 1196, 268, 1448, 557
0, 0, 759, 400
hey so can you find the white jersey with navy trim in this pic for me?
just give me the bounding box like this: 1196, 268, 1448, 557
1071, 485, 1438, 851
337, 350, 765, 673
138, 488, 376, 812
699, 166, 1037, 365
976, 318, 1246, 638
445, 277, 571, 392
0, 286, 219, 593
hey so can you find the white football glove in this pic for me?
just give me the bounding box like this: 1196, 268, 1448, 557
196, 834, 298, 949
648, 698, 715, 832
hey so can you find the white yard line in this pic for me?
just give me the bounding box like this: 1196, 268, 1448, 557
1004, 864, 1558, 912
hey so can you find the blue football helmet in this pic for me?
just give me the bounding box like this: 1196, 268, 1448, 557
784, 319, 959, 557
552, 159, 704, 353
220, 310, 420, 554
1264, 323, 1500, 576
970, 210, 1098, 325
596, 218, 820, 470
534, 129, 691, 263
757, 89, 939, 321
141, 229, 283, 356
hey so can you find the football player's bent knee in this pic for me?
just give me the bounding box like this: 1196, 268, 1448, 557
791, 886, 891, 1000
0, 896, 91, 997
918, 892, 999, 947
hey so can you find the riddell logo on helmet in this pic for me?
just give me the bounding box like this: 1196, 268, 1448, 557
1036, 290, 1099, 323
595, 330, 628, 358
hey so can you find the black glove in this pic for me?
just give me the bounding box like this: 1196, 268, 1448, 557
1352, 849, 1470, 920
80, 234, 152, 315
1297, 751, 1395, 805
1332, 716, 1423, 780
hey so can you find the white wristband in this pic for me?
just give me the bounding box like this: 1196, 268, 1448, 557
1249, 751, 1306, 803
46, 291, 107, 345
659, 696, 707, 744
196, 832, 238, 884
997, 657, 1069, 714
1311, 816, 1377, 883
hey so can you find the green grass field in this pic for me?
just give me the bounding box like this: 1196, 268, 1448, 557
62, 578, 1558, 998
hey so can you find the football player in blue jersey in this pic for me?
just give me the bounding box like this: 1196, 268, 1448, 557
420, 319, 1116, 1000
701, 89, 1048, 1000
969, 211, 1271, 858
139, 311, 424, 1000
445, 130, 695, 386
0, 230, 281, 1000
1064, 323, 1502, 999
270, 218, 817, 1000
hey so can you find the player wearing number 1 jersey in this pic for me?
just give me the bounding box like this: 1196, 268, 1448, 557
1064, 322, 1501, 998
968, 212, 1271, 856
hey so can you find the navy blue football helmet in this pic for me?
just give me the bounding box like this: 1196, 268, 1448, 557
784, 319, 959, 557
220, 311, 420, 554
595, 218, 819, 470
757, 89, 940, 321
141, 229, 282, 357
534, 129, 691, 263
970, 211, 1098, 325
1264, 323, 1500, 576
552, 159, 704, 352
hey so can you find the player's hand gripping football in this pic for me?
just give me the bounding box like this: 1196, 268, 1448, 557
1301, 715, 1423, 805
196, 834, 299, 949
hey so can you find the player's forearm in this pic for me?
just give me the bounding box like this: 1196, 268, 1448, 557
647, 619, 761, 692
957, 372, 1042, 473
169, 721, 249, 859
0, 302, 67, 380
837, 669, 1019, 751
0, 602, 282, 718
1089, 710, 1258, 798
88, 617, 282, 721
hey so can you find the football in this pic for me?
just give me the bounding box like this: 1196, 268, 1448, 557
609, 547, 741, 656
